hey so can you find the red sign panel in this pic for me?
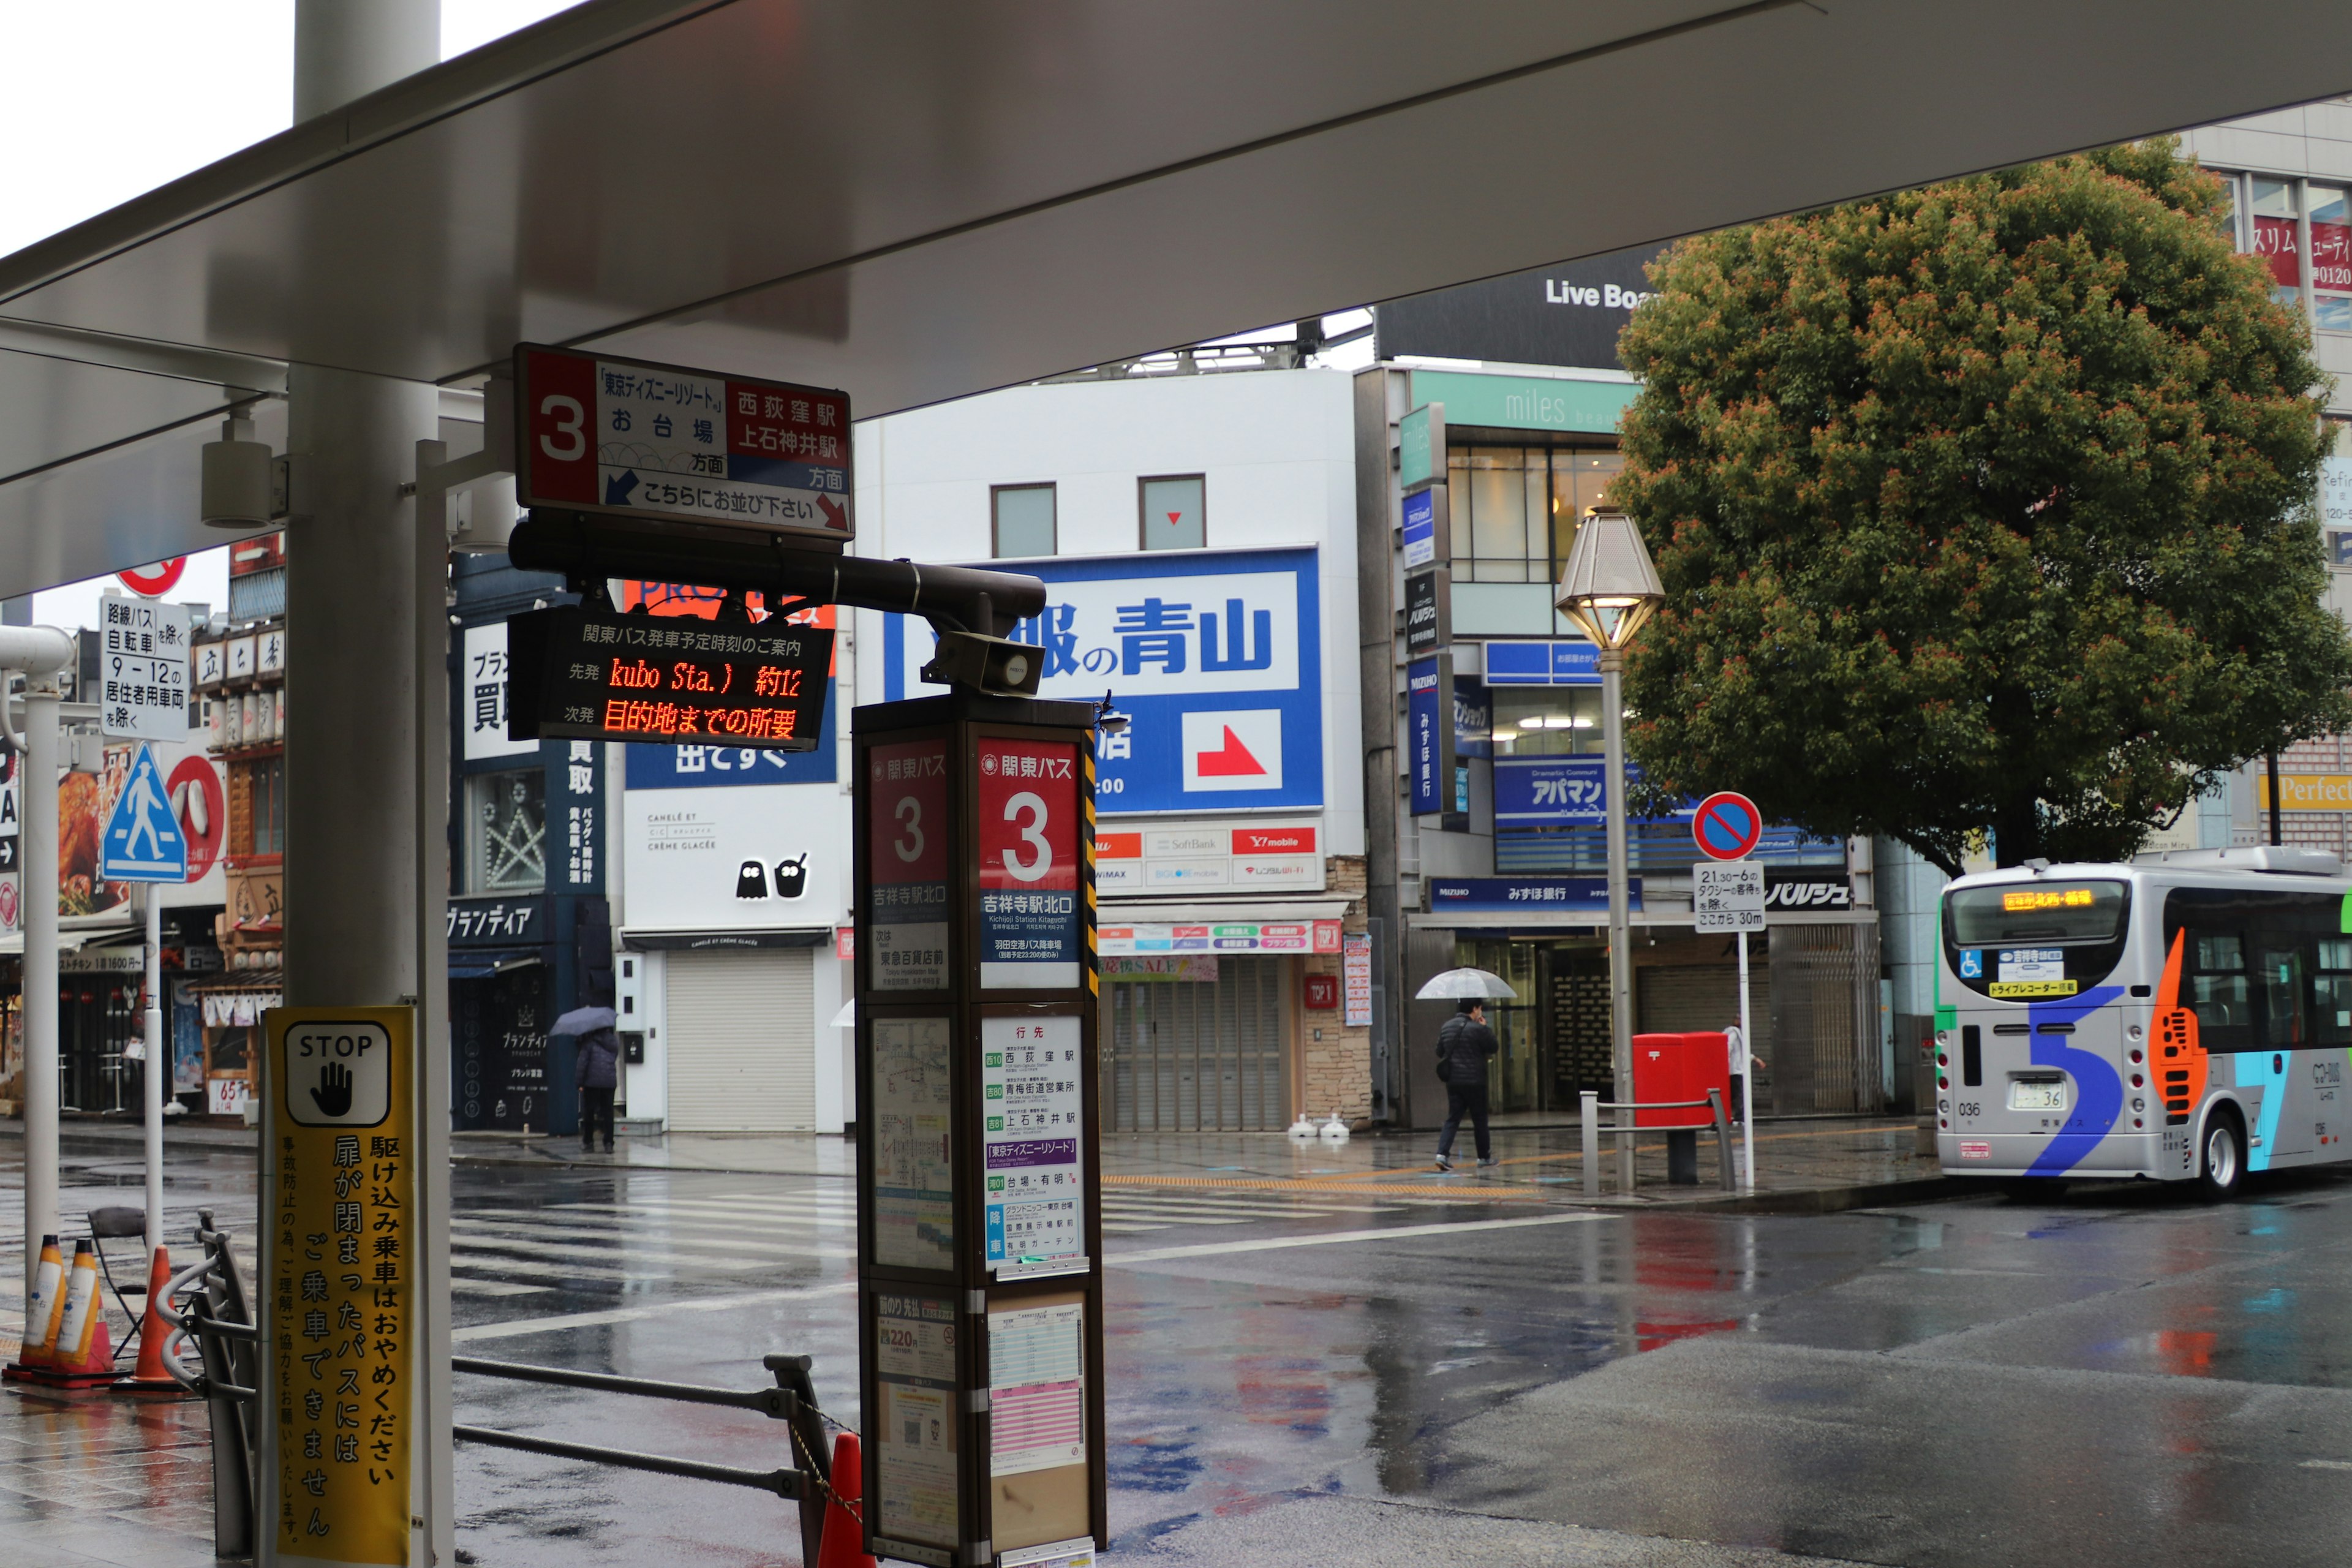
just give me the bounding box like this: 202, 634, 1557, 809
1303, 974, 1340, 1010
1233, 826, 1316, 856
976, 738, 1082, 990
514, 344, 852, 540
867, 739, 951, 990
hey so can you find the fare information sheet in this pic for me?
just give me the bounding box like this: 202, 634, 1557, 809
871, 1017, 955, 1271
981, 1016, 1084, 1272
989, 1300, 1087, 1476
875, 1292, 959, 1548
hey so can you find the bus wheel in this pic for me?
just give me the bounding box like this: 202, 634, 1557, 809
2198, 1111, 2245, 1200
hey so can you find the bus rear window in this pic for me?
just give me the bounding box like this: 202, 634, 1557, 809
1947, 881, 2129, 946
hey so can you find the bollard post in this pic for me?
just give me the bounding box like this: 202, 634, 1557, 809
1580, 1091, 1599, 1198
1709, 1090, 1735, 1192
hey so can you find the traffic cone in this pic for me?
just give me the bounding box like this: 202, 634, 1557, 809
48, 1242, 116, 1385
815, 1431, 876, 1568
115, 1246, 190, 1396
4, 1234, 65, 1374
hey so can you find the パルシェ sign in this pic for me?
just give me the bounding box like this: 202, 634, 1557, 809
514, 344, 851, 541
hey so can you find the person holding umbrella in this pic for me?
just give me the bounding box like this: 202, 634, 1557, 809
552, 1004, 621, 1154
1417, 966, 1513, 1172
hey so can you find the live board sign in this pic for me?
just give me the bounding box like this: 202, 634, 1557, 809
513, 344, 853, 541
505, 604, 832, 748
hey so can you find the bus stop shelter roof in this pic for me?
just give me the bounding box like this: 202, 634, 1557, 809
4, 0, 2350, 596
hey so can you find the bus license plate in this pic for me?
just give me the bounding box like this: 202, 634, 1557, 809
2010, 1081, 2066, 1112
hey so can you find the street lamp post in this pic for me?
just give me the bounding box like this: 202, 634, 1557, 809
1556, 513, 1664, 1192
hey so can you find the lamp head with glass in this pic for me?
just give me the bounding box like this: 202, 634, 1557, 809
1554, 508, 1664, 657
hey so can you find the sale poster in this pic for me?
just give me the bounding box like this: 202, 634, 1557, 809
869, 740, 951, 991
976, 739, 1081, 989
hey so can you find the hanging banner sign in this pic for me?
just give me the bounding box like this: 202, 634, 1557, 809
975, 737, 1082, 989
868, 741, 952, 992
505, 604, 832, 748
513, 344, 853, 541
265, 1006, 417, 1567
981, 1016, 1085, 1273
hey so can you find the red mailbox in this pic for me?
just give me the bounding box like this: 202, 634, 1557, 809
1631, 1032, 1733, 1126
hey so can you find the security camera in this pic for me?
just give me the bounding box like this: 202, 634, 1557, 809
921, 630, 1044, 697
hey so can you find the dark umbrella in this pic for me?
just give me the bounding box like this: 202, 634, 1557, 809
549, 1005, 618, 1037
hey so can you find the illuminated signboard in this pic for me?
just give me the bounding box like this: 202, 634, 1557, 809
506, 605, 832, 748
2001, 888, 2095, 913
513, 343, 853, 542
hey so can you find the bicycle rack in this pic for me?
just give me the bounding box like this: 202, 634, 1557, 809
152, 1209, 260, 1559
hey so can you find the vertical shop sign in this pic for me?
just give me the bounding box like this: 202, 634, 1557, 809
981, 1016, 1085, 1273
975, 738, 1080, 989
1407, 657, 1453, 816
266, 1006, 415, 1567
869, 741, 951, 990
553, 739, 604, 894
1342, 932, 1373, 1027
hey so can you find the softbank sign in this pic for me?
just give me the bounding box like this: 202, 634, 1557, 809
1546, 279, 1655, 310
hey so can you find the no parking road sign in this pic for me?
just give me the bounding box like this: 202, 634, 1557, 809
1692, 791, 1763, 861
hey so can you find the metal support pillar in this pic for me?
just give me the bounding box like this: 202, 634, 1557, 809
18, 672, 62, 1292
1599, 651, 1635, 1193
143, 889, 165, 1258
270, 9, 445, 1564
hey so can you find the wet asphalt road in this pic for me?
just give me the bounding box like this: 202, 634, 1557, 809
9, 1137, 2352, 1566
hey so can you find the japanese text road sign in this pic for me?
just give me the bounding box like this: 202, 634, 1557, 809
100, 744, 186, 882
1692, 860, 1766, 933
263, 1006, 417, 1567
99, 593, 190, 742
1692, 791, 1764, 861
514, 344, 852, 541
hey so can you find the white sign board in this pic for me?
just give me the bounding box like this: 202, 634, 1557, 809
1692, 859, 1765, 932
461, 620, 538, 761
622, 783, 840, 932
99, 594, 190, 741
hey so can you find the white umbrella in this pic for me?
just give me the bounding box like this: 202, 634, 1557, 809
1415, 967, 1518, 1001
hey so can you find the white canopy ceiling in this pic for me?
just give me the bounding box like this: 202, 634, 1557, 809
4, 0, 2349, 594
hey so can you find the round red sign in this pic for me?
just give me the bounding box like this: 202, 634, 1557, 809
1692, 791, 1764, 861
116, 557, 188, 597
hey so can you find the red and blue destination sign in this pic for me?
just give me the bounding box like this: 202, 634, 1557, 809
515, 344, 852, 541
1692, 791, 1764, 860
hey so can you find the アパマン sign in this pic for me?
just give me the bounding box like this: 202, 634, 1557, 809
514, 344, 852, 541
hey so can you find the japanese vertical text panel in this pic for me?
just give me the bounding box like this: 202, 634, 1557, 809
270, 1007, 416, 1566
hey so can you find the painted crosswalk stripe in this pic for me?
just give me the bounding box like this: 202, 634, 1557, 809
452, 1279, 552, 1297
1110, 1210, 1611, 1265
453, 1221, 850, 1259
455, 1235, 852, 1269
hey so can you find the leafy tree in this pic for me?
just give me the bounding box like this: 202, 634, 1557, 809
1613, 138, 2352, 875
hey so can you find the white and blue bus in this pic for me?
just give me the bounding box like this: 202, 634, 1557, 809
1936, 847, 2352, 1196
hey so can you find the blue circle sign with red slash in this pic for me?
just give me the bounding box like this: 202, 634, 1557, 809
1694, 791, 1763, 860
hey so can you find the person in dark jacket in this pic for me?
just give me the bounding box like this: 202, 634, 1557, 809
1434, 999, 1499, 1170
576, 1025, 620, 1153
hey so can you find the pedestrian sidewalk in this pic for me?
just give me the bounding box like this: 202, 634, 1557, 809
4, 1112, 1947, 1210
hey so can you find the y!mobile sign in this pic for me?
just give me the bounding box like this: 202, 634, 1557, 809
515, 344, 853, 541
888, 547, 1322, 815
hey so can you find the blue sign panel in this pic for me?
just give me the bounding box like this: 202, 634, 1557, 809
1428, 877, 1638, 913
1408, 658, 1446, 815
100, 744, 186, 882
1492, 755, 1697, 827
1401, 488, 1438, 568
1453, 676, 1491, 760
885, 547, 1322, 815
1483, 640, 1601, 686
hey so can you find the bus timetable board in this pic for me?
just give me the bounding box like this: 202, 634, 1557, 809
505, 603, 833, 748
514, 344, 853, 542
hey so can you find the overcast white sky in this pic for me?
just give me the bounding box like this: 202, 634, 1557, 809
7, 2, 583, 627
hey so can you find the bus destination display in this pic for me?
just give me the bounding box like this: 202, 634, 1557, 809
507, 604, 832, 748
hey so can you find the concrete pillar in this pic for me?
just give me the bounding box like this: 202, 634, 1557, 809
276, 5, 445, 1564
19, 679, 60, 1296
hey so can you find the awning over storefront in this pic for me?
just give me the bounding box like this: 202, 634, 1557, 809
620, 927, 830, 952
448, 948, 546, 980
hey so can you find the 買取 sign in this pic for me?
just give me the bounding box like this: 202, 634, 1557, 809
886, 547, 1322, 815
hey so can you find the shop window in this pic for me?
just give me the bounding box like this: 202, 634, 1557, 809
1491, 687, 1606, 756
2249, 178, 2301, 307
1446, 445, 1622, 584
2312, 184, 2352, 331
230, 756, 285, 859
1140, 475, 1205, 550
466, 767, 546, 894
992, 483, 1056, 558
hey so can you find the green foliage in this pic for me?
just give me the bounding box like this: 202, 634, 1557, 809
1613, 138, 2352, 875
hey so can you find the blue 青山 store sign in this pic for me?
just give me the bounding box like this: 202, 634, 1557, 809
886, 547, 1323, 815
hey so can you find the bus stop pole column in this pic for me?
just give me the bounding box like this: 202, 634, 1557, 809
21, 676, 60, 1293
1738, 930, 1755, 1191
144, 888, 164, 1257
1599, 651, 1635, 1193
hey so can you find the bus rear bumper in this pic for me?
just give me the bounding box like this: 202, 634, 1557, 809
1938, 1129, 2169, 1179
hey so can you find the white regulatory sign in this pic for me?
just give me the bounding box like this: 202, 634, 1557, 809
1692, 859, 1766, 932
99, 594, 190, 742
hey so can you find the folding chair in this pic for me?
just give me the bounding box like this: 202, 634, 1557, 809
83, 1204, 151, 1363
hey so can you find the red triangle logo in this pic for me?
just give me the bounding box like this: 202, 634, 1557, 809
1194, 726, 1267, 777
1167, 511, 1183, 526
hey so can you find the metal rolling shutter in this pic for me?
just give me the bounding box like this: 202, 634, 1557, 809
666, 948, 815, 1132
1637, 963, 1768, 1039
1106, 955, 1287, 1132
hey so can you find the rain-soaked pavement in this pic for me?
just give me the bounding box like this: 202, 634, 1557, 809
9, 1127, 2352, 1567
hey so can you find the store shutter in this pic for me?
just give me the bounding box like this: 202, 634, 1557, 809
1636, 963, 1768, 1039
1104, 955, 1287, 1132
666, 948, 815, 1132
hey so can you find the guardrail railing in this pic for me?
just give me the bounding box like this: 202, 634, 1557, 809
1578, 1088, 1736, 1195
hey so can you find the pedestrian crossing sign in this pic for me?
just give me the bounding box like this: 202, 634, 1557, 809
99, 744, 186, 881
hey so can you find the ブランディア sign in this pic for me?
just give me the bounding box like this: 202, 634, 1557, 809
514, 344, 851, 541
505, 603, 832, 748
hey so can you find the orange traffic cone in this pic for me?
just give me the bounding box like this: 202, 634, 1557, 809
3, 1234, 66, 1377
815, 1431, 876, 1568
115, 1245, 190, 1396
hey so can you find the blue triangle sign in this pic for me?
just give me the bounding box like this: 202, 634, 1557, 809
100, 744, 187, 883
